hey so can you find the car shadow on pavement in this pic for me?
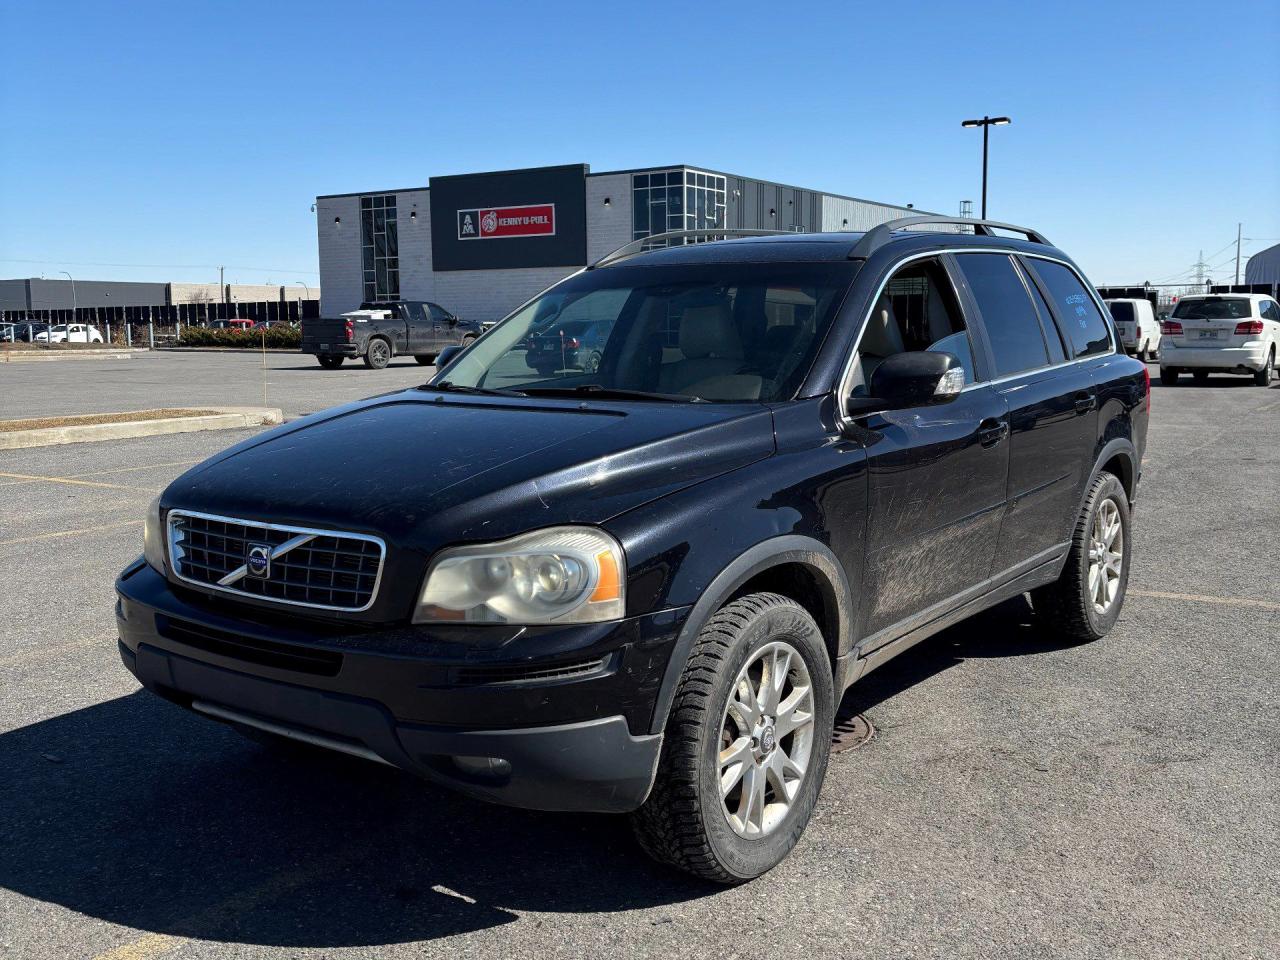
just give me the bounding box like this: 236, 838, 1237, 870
0, 691, 710, 949
0, 597, 1081, 949
836, 595, 1089, 718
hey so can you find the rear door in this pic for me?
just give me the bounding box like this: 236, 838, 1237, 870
427, 303, 456, 351
1107, 301, 1136, 348
951, 252, 1100, 572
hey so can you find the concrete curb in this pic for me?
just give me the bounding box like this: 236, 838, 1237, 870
154, 347, 300, 354
0, 407, 284, 449
1, 349, 145, 362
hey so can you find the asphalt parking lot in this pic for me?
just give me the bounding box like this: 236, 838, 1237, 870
1, 355, 1277, 960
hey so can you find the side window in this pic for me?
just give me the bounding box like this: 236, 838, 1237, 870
849, 257, 977, 397
427, 303, 450, 322
953, 253, 1050, 376
1019, 262, 1068, 364
1027, 259, 1112, 357
1263, 300, 1280, 322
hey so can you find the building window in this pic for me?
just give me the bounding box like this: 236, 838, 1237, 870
632, 169, 726, 247
361, 194, 399, 302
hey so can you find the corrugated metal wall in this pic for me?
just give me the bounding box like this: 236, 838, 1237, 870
728, 176, 909, 233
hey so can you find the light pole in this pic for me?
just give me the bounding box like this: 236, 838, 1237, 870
59, 271, 77, 341
961, 115, 1011, 219
295, 281, 310, 325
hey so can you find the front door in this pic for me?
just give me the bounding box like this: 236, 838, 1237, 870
846, 255, 1011, 648
428, 303, 455, 352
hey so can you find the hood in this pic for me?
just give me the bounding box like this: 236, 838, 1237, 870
164, 390, 776, 556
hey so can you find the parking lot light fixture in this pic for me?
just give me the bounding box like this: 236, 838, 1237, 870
961, 115, 1011, 219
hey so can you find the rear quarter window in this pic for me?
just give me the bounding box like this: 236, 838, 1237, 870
1107, 302, 1135, 323
1027, 259, 1112, 357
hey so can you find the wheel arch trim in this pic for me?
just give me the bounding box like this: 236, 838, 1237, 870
647, 535, 854, 736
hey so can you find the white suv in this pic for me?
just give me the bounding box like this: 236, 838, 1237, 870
1159, 294, 1279, 386
33, 323, 104, 344
1105, 298, 1161, 361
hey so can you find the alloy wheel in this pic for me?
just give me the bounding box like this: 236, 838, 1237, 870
1087, 497, 1124, 614
718, 640, 815, 839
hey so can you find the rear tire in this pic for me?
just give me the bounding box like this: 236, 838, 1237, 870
1032, 471, 1131, 643
363, 337, 391, 369
631, 593, 835, 884
317, 355, 344, 369
1159, 367, 1178, 385
1192, 370, 1209, 384
1254, 348, 1275, 386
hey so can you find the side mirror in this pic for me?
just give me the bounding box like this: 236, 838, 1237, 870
436, 344, 464, 369
447, 315, 459, 326
846, 351, 965, 416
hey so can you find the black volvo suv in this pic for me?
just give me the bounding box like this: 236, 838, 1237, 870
116, 217, 1148, 883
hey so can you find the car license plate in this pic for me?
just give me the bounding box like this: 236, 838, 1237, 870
320, 343, 330, 351
1198, 330, 1219, 340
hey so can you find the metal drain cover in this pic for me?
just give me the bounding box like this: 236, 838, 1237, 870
831, 712, 874, 753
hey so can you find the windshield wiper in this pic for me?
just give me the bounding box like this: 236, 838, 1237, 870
419, 380, 527, 397
520, 384, 705, 403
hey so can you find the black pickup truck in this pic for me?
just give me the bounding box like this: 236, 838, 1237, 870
301, 300, 483, 369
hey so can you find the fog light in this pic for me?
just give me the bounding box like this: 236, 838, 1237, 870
452, 755, 512, 779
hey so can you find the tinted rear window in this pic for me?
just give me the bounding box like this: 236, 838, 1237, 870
1107, 302, 1135, 323
1171, 298, 1253, 320
1027, 260, 1112, 357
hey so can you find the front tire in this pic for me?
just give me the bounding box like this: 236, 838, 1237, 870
632, 593, 835, 884
1032, 471, 1131, 642
1254, 348, 1275, 386
363, 337, 391, 369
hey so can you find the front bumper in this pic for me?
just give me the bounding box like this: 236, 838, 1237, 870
1160, 341, 1269, 372
115, 560, 687, 812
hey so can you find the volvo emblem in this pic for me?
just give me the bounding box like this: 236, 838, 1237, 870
246, 543, 272, 579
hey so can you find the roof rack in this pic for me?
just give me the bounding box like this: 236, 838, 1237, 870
589, 228, 793, 270
847, 216, 1051, 261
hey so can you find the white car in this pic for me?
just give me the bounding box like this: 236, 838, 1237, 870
1159, 294, 1280, 386
34, 323, 104, 344
1104, 298, 1161, 361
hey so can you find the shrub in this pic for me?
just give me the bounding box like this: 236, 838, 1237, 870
177, 326, 302, 349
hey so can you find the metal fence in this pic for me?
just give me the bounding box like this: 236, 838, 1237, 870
1, 299, 319, 347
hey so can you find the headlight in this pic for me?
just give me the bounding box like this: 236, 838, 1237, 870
414, 526, 625, 625
143, 495, 167, 574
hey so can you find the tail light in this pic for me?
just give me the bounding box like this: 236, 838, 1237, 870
1162, 320, 1182, 335
1234, 320, 1264, 336
565, 337, 580, 349
344, 319, 354, 342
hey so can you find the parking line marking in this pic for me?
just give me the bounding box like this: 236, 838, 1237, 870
0, 519, 141, 547
92, 934, 181, 960
66, 459, 201, 479
1130, 589, 1280, 612
0, 471, 156, 492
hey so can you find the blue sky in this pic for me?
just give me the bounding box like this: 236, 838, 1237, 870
1, 0, 1276, 288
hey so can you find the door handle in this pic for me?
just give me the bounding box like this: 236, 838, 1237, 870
1074, 393, 1097, 414
977, 418, 1009, 448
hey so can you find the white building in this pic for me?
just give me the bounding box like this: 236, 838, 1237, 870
316, 163, 926, 322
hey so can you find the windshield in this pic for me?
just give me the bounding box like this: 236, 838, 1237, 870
1172, 297, 1253, 320
1107, 302, 1135, 323
436, 261, 856, 402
